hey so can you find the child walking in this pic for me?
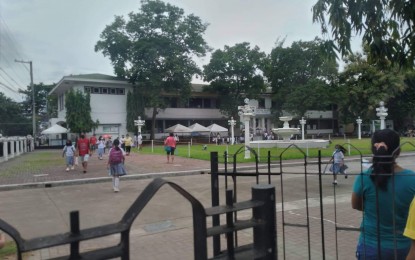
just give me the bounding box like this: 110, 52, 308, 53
107, 139, 126, 192
62, 140, 75, 172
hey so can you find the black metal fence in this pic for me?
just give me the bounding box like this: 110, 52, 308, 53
0, 177, 275, 260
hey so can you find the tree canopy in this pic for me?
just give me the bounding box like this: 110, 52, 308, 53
203, 42, 266, 117
336, 52, 406, 124
265, 38, 338, 117
65, 89, 97, 134
313, 0, 415, 67
95, 0, 210, 139
0, 92, 31, 136
19, 83, 57, 131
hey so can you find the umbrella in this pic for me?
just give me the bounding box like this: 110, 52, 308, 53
188, 123, 210, 132
207, 123, 228, 132
102, 134, 112, 139
41, 124, 68, 134
165, 124, 192, 133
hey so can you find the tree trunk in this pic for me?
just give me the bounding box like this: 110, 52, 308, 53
151, 107, 158, 140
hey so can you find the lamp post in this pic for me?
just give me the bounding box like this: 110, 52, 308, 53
228, 117, 236, 145
134, 116, 145, 135
376, 101, 388, 130
356, 116, 362, 140
299, 117, 307, 140
238, 98, 255, 159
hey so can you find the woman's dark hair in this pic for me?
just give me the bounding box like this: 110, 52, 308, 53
66, 140, 72, 146
370, 129, 401, 190
169, 133, 174, 137
113, 139, 120, 150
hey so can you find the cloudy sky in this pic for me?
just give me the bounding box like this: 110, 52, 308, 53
0, 0, 360, 101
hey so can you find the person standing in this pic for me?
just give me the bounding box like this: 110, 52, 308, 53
107, 139, 126, 192
120, 135, 125, 150
352, 129, 415, 259
404, 198, 415, 259
164, 132, 177, 164
62, 140, 75, 171
137, 132, 143, 151
331, 144, 346, 185
89, 134, 97, 155
124, 134, 133, 155
97, 136, 105, 160
76, 133, 90, 174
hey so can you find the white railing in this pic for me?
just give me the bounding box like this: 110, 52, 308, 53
0, 136, 34, 163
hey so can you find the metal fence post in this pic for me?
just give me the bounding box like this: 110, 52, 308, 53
252, 184, 276, 259
210, 151, 221, 256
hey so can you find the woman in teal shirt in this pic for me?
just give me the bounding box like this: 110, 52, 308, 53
352, 129, 415, 259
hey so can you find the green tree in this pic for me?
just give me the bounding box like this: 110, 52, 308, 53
337, 52, 406, 125
126, 89, 145, 133
203, 42, 266, 118
386, 71, 415, 131
65, 89, 97, 134
0, 92, 31, 136
19, 83, 58, 131
95, 0, 210, 139
265, 38, 338, 118
312, 0, 415, 67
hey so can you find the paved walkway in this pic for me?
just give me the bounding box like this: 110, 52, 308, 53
1, 150, 414, 259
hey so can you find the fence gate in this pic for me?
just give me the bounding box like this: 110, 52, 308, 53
209, 144, 368, 260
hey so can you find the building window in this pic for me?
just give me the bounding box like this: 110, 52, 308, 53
83, 86, 125, 95
116, 88, 125, 95
204, 98, 211, 108
189, 98, 203, 108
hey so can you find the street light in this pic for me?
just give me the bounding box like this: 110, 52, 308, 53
134, 116, 145, 134
376, 101, 388, 130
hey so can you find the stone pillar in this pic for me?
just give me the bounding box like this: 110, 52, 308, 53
238, 98, 256, 159
356, 117, 362, 140
1, 138, 7, 162
9, 138, 15, 159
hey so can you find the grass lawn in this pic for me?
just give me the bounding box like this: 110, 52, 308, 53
138, 137, 415, 162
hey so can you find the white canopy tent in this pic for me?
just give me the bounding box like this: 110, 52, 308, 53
165, 124, 193, 133
188, 123, 210, 132
41, 124, 68, 134
207, 123, 228, 133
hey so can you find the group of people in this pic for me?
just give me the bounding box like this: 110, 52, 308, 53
61, 133, 130, 192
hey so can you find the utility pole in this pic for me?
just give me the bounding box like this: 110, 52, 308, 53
15, 60, 35, 137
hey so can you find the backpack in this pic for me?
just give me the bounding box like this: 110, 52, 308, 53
109, 148, 123, 164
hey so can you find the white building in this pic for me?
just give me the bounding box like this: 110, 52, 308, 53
49, 74, 132, 139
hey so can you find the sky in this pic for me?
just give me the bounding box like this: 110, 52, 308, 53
0, 0, 361, 102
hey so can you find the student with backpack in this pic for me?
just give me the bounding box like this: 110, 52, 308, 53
107, 139, 126, 192
62, 140, 75, 172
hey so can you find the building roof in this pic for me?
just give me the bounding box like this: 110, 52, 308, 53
49, 73, 130, 95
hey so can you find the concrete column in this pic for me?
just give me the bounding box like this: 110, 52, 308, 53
1, 138, 7, 162
10, 138, 15, 159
